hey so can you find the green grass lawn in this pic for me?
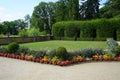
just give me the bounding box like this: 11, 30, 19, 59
19, 40, 107, 51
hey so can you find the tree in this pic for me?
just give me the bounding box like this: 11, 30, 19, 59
68, 0, 79, 20
24, 14, 31, 29
80, 0, 100, 20
55, 0, 68, 22
100, 0, 120, 18
31, 2, 56, 34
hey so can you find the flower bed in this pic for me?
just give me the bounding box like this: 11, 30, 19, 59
0, 40, 120, 66
0, 52, 120, 66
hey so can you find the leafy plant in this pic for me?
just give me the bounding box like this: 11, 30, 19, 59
93, 48, 103, 55
81, 48, 94, 58
33, 50, 46, 58
7, 42, 19, 54
27, 28, 40, 37
56, 47, 68, 60
18, 29, 28, 37
103, 53, 115, 59
115, 45, 120, 56
107, 38, 118, 53
0, 47, 8, 53
46, 49, 56, 59
16, 47, 30, 55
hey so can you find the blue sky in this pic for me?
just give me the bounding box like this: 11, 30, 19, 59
0, 0, 107, 22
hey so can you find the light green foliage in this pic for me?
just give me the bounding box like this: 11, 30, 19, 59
18, 29, 28, 37
27, 28, 40, 36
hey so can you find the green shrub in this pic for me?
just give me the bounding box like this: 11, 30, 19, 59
93, 48, 103, 55
39, 31, 47, 36
81, 48, 94, 58
18, 29, 28, 37
0, 47, 8, 53
7, 42, 19, 53
56, 47, 68, 60
32, 50, 46, 58
52, 22, 65, 39
115, 46, 120, 56
16, 47, 30, 55
52, 18, 120, 41
64, 23, 79, 37
46, 49, 56, 59
103, 53, 116, 58
27, 28, 40, 37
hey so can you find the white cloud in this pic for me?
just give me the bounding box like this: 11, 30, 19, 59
0, 6, 25, 22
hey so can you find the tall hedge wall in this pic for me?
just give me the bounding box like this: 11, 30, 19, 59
52, 18, 120, 41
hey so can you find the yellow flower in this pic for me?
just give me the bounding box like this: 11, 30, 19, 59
42, 56, 48, 62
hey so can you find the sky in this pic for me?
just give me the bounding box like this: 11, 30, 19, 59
0, 0, 107, 22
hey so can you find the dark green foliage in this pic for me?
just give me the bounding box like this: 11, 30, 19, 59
115, 46, 120, 56
56, 47, 68, 60
52, 22, 65, 39
31, 2, 56, 34
52, 18, 120, 41
80, 0, 100, 20
16, 47, 30, 55
7, 42, 19, 53
65, 23, 78, 37
46, 49, 56, 59
117, 29, 120, 41
107, 38, 118, 53
0, 47, 8, 53
32, 50, 46, 58
81, 48, 94, 58
97, 19, 117, 39
93, 48, 103, 55
100, 0, 120, 18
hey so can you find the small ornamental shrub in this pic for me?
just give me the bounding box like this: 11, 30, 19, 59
81, 48, 94, 58
46, 49, 56, 59
56, 47, 68, 60
8, 42, 19, 53
107, 38, 118, 53
0, 47, 8, 53
18, 29, 28, 37
115, 46, 120, 56
33, 50, 46, 58
16, 47, 30, 55
93, 48, 103, 55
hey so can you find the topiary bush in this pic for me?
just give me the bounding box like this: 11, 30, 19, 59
7, 42, 19, 53
56, 47, 68, 60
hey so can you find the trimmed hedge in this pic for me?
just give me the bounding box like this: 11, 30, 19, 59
52, 18, 120, 41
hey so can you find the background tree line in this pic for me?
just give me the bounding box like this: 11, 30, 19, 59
0, 0, 120, 36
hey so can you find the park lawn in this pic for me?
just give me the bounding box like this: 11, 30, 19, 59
19, 40, 107, 51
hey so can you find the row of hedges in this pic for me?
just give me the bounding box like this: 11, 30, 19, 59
52, 18, 120, 41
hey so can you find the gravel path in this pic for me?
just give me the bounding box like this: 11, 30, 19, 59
0, 57, 120, 80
